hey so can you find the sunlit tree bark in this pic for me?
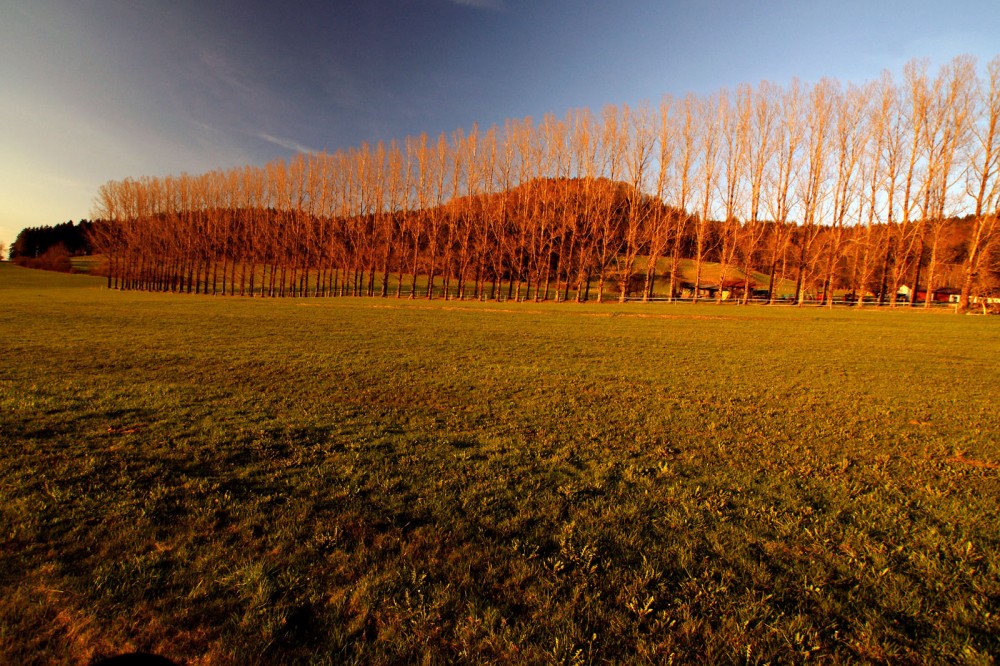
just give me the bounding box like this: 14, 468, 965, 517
692, 93, 722, 304
822, 82, 871, 307
920, 56, 976, 308
738, 82, 777, 303
854, 73, 898, 306
960, 56, 1000, 310
569, 109, 600, 301
793, 79, 836, 305
642, 95, 676, 301
666, 94, 697, 301
763, 80, 803, 303
616, 103, 656, 302
716, 88, 749, 303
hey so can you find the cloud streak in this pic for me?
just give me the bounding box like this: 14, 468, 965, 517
257, 133, 318, 155
447, 0, 505, 9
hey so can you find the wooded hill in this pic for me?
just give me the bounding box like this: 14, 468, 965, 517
86, 178, 986, 304
89, 56, 1000, 309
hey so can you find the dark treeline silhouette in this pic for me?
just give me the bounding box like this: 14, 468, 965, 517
10, 220, 94, 272
90, 56, 1000, 309
11, 220, 93, 257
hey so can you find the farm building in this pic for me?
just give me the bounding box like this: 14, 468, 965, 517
914, 286, 962, 303
680, 279, 755, 301
895, 285, 963, 304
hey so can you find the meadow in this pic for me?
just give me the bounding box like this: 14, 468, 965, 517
1, 262, 998, 664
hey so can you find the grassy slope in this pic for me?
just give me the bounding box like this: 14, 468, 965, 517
1, 262, 998, 664
68, 256, 106, 274
639, 256, 799, 296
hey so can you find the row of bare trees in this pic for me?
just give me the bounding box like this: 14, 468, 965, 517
91, 55, 1000, 309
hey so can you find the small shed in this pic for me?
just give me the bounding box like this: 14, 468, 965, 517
915, 286, 961, 303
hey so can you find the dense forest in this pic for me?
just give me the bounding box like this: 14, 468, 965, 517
88, 56, 999, 309
9, 220, 94, 271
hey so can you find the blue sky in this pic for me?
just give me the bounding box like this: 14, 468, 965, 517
2, 0, 998, 250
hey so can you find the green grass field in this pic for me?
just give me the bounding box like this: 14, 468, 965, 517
1, 262, 998, 664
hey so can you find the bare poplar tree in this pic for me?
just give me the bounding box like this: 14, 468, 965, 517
544, 114, 574, 301
852, 72, 897, 305
889, 59, 932, 306
716, 87, 749, 303
617, 103, 656, 302
473, 125, 498, 299
763, 80, 803, 303
692, 93, 723, 303
920, 56, 976, 307
642, 95, 676, 301
960, 55, 1000, 310
381, 141, 404, 297
821, 82, 872, 307
793, 78, 836, 304
407, 134, 432, 298
738, 81, 777, 303
666, 93, 698, 301
569, 108, 600, 301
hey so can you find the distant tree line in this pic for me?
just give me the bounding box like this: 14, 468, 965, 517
90, 56, 1000, 310
9, 220, 94, 272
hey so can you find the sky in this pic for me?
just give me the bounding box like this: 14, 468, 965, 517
2, 0, 999, 252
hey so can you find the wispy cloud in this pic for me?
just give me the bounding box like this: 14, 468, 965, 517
198, 48, 263, 100
447, 0, 505, 9
257, 133, 317, 155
